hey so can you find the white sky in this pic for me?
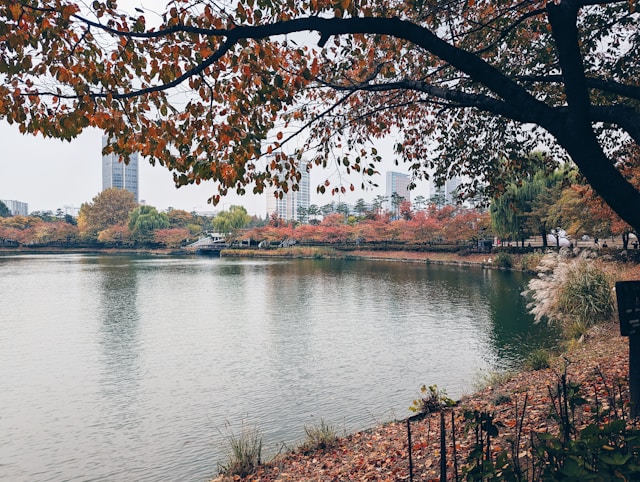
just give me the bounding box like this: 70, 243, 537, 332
0, 121, 428, 216
0, 1, 432, 216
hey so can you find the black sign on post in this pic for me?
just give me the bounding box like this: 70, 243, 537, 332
616, 281, 640, 336
615, 280, 640, 418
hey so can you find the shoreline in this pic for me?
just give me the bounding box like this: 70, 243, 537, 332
214, 323, 628, 481
3, 245, 635, 479
3, 244, 634, 272
220, 247, 498, 268
0, 245, 502, 268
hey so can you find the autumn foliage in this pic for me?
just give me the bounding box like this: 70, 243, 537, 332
1, 1, 640, 233
244, 207, 491, 247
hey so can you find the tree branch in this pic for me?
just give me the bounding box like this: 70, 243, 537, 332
590, 105, 640, 144
516, 74, 640, 102
48, 14, 553, 125
26, 36, 237, 101
323, 78, 537, 123
474, 7, 547, 56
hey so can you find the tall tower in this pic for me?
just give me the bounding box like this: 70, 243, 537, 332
102, 136, 139, 202
266, 167, 310, 221
385, 171, 411, 212
429, 176, 463, 206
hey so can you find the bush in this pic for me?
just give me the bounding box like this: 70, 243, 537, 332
524, 348, 551, 371
557, 261, 615, 328
410, 384, 456, 414
519, 251, 544, 273
218, 422, 263, 478
493, 252, 513, 269
524, 252, 615, 337
302, 418, 337, 452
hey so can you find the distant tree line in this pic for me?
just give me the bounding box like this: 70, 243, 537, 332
0, 189, 257, 249
1, 158, 635, 250
245, 206, 492, 250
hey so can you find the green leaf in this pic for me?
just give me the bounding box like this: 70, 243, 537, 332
560, 457, 586, 477
600, 452, 632, 466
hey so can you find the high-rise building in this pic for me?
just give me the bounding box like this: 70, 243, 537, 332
385, 171, 411, 213
0, 199, 28, 216
266, 167, 310, 221
429, 177, 464, 206
102, 136, 139, 202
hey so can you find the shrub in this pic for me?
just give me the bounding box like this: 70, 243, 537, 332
524, 348, 551, 371
519, 251, 544, 273
409, 384, 456, 414
557, 260, 615, 328
302, 418, 337, 452
493, 252, 513, 269
218, 422, 263, 478
524, 252, 615, 337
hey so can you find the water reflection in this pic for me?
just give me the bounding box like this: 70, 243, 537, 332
0, 255, 559, 482
484, 269, 561, 367
91, 257, 142, 421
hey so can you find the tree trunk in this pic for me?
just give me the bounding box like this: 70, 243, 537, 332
547, 2, 640, 234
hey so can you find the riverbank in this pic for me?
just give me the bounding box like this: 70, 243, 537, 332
213, 322, 629, 481
0, 245, 510, 270
211, 249, 638, 481
221, 247, 495, 266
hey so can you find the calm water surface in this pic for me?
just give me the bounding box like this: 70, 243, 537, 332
0, 254, 556, 481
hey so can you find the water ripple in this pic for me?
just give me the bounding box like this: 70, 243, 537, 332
0, 255, 556, 481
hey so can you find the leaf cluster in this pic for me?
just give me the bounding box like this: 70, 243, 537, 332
409, 384, 456, 414
2, 0, 639, 225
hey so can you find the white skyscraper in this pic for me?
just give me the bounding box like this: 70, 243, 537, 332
429, 176, 464, 206
102, 136, 139, 202
0, 199, 28, 216
385, 171, 411, 213
266, 168, 310, 221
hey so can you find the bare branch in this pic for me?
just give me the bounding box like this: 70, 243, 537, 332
323, 78, 532, 122
517, 74, 640, 102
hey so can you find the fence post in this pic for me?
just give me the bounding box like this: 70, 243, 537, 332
407, 418, 413, 482
440, 411, 447, 481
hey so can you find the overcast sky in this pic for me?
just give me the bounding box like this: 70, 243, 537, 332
0, 1, 431, 216
0, 121, 426, 216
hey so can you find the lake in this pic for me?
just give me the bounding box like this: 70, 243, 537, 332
0, 254, 556, 481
